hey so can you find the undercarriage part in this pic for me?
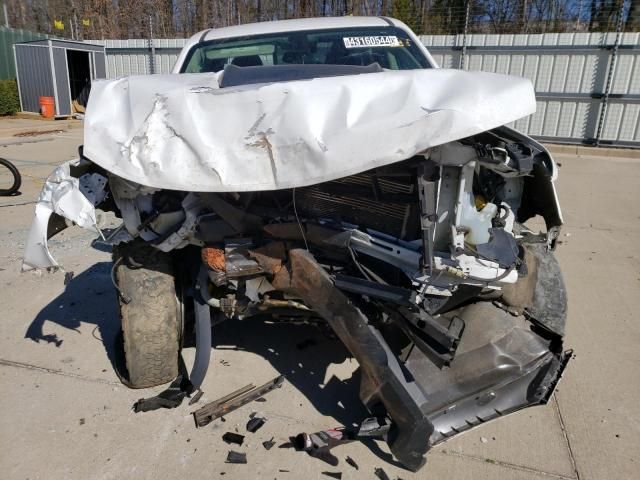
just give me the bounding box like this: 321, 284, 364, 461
193, 375, 285, 427
429, 349, 570, 444
333, 274, 417, 307
133, 372, 191, 412
389, 307, 464, 368
402, 302, 570, 444
197, 193, 263, 234
475, 228, 519, 268
346, 229, 421, 275
224, 238, 263, 278
402, 309, 463, 354
501, 243, 567, 335
191, 268, 214, 388
277, 249, 569, 470
132, 269, 213, 412
280, 249, 433, 471
417, 161, 439, 273
524, 245, 567, 335
248, 241, 288, 274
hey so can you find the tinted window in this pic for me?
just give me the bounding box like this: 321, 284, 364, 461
181, 26, 430, 73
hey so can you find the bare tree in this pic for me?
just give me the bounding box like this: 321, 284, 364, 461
2, 0, 636, 39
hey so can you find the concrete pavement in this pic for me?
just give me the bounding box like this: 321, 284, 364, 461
0, 119, 638, 479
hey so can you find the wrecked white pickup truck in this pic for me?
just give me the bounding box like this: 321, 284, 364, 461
23, 17, 569, 471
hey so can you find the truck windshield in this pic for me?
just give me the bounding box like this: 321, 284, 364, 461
181, 26, 431, 73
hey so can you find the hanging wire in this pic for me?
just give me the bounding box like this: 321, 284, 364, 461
292, 187, 309, 251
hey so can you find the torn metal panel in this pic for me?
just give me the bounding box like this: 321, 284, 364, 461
402, 301, 569, 443
83, 69, 535, 192
22, 159, 100, 271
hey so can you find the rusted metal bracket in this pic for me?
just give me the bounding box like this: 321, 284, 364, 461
280, 249, 433, 471
193, 375, 285, 427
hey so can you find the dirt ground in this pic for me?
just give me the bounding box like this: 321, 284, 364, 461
0, 120, 639, 480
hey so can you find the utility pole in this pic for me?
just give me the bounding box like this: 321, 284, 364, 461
3, 3, 8, 28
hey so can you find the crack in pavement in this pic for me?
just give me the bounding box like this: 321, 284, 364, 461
0, 201, 37, 208
553, 394, 582, 480
436, 449, 577, 479
0, 358, 120, 386
561, 224, 616, 233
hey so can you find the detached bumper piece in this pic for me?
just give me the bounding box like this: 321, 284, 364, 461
281, 249, 569, 471
193, 375, 285, 427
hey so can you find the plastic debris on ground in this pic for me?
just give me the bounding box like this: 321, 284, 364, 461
222, 432, 245, 446
262, 437, 276, 450
374, 467, 391, 480
246, 415, 266, 433
345, 456, 359, 470
321, 472, 342, 479
225, 450, 247, 464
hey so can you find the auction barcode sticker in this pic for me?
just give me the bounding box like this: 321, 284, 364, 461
343, 36, 402, 48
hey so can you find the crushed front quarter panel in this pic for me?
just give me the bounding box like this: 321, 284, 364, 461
22, 159, 100, 271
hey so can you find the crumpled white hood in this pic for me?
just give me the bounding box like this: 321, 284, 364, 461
83, 68, 535, 192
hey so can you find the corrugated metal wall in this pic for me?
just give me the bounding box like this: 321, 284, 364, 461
88, 33, 640, 147
0, 27, 47, 79
14, 44, 54, 113
85, 39, 185, 77
421, 32, 640, 147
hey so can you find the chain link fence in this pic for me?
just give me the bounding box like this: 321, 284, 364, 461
400, 0, 637, 35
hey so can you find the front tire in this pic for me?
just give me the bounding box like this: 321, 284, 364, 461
113, 241, 180, 388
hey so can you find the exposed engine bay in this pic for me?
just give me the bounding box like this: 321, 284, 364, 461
23, 121, 569, 470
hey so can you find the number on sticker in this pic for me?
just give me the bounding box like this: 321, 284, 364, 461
343, 36, 402, 48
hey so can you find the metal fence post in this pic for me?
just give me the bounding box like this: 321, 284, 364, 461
148, 14, 156, 75
458, 0, 470, 70
594, 4, 625, 146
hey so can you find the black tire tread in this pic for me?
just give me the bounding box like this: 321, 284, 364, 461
0, 158, 21, 196
113, 241, 180, 389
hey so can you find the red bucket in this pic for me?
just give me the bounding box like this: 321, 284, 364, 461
39, 96, 55, 118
